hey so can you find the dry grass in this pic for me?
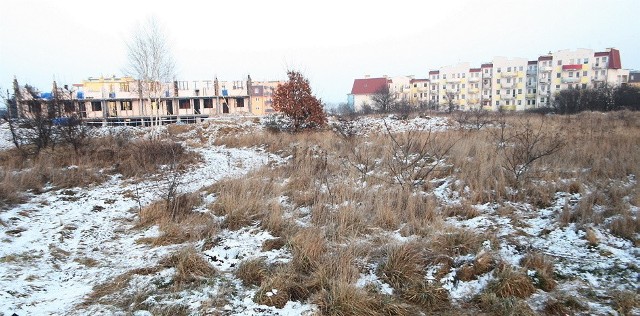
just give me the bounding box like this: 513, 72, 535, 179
313, 282, 396, 316
520, 252, 556, 292
430, 226, 491, 257
235, 257, 268, 287
611, 290, 639, 316
608, 212, 640, 242
475, 292, 536, 316
378, 242, 426, 289
159, 247, 216, 288
289, 227, 327, 274
457, 250, 495, 282
486, 264, 536, 299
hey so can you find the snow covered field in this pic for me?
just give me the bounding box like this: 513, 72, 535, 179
1, 114, 639, 315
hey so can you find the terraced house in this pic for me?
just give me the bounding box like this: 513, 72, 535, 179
349, 47, 630, 112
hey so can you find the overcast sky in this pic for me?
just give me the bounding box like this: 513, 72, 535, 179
1, 0, 639, 105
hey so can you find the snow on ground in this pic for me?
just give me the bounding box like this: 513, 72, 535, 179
0, 122, 15, 151
0, 131, 280, 315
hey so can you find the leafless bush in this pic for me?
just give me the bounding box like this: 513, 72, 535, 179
498, 117, 565, 187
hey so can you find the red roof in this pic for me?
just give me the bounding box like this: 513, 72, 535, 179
528, 60, 538, 65
481, 63, 493, 68
538, 56, 552, 61
429, 70, 440, 75
351, 78, 389, 95
469, 68, 481, 72
595, 49, 621, 69
410, 79, 429, 83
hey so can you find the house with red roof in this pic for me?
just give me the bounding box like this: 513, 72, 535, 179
347, 76, 390, 112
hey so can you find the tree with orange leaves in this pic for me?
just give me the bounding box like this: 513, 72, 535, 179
272, 71, 327, 131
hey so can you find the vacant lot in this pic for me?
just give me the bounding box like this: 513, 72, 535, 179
1, 112, 638, 315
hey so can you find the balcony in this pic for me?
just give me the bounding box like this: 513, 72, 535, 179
540, 66, 553, 73
526, 69, 538, 75
502, 94, 515, 100
483, 73, 493, 78
446, 78, 461, 83
593, 63, 606, 70
526, 93, 536, 98
446, 88, 460, 94
468, 98, 480, 104
469, 77, 480, 83
500, 81, 515, 88
592, 77, 605, 82
539, 77, 550, 84
501, 71, 517, 78
561, 77, 580, 83
468, 88, 480, 94
562, 64, 583, 71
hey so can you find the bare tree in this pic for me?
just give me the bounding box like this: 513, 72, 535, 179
371, 85, 396, 113
444, 91, 458, 113
125, 17, 175, 125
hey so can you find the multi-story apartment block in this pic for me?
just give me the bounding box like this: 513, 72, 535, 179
388, 76, 414, 103
350, 47, 631, 112
13, 75, 286, 125
409, 79, 430, 105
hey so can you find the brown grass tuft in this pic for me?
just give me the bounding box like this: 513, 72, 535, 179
159, 247, 216, 288
520, 252, 556, 292
262, 237, 286, 251
399, 280, 451, 311
289, 227, 327, 274
475, 292, 536, 316
457, 250, 495, 281
378, 242, 426, 289
611, 290, 639, 316
235, 257, 268, 287
486, 264, 536, 299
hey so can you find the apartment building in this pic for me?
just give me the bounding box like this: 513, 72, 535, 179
347, 76, 390, 112
13, 75, 286, 125
350, 47, 630, 112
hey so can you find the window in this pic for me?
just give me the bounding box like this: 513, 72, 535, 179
497, 68, 501, 73
582, 84, 587, 89
413, 83, 417, 88
91, 101, 102, 111
497, 79, 501, 84
519, 66, 523, 71
179, 99, 190, 109
518, 100, 522, 105
204, 99, 214, 108
462, 73, 466, 78
506, 78, 511, 83
443, 74, 447, 79
120, 82, 130, 92
496, 101, 499, 105
496, 89, 500, 95
462, 84, 465, 88
568, 84, 573, 89
518, 89, 522, 94
423, 83, 428, 87
583, 71, 588, 76
506, 89, 511, 94
178, 81, 188, 90
557, 73, 561, 78
120, 101, 132, 111
557, 60, 562, 66
532, 100, 536, 105
507, 67, 512, 72
519, 78, 523, 83
569, 72, 573, 77
556, 85, 560, 89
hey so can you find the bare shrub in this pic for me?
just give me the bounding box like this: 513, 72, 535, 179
499, 117, 564, 187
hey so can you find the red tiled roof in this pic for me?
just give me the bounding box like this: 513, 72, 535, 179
410, 79, 429, 83
351, 78, 389, 95
528, 61, 538, 65
481, 63, 493, 68
469, 68, 481, 72
538, 56, 553, 61
428, 70, 440, 75
594, 52, 609, 57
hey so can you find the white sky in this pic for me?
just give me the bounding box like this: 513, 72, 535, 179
1, 0, 639, 105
